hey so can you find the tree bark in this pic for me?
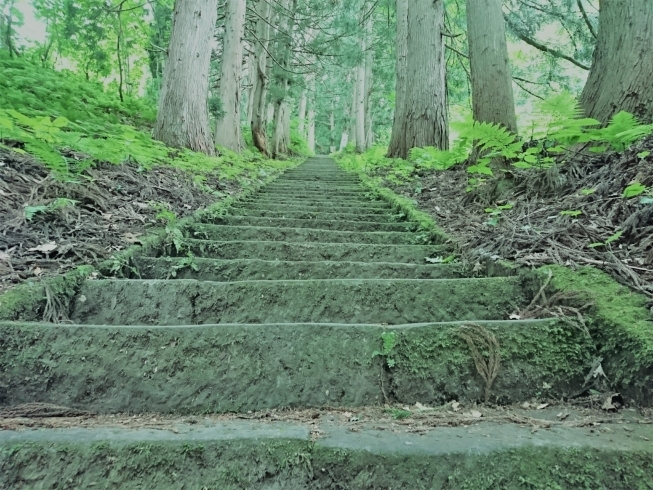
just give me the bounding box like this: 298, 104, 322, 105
364, 34, 374, 149
387, 0, 448, 159
330, 100, 336, 153
580, 0, 653, 124
215, 0, 246, 152
153, 0, 217, 155
272, 0, 297, 157
298, 89, 307, 136
354, 58, 366, 153
466, 0, 517, 133
307, 94, 316, 153
386, 0, 408, 157
250, 0, 272, 155
348, 71, 358, 148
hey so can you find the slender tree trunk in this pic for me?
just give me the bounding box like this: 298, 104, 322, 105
329, 101, 336, 153
250, 0, 272, 155
466, 0, 517, 132
387, 0, 448, 159
153, 0, 217, 155
246, 51, 256, 124
307, 93, 316, 153
272, 0, 297, 157
354, 60, 366, 152
215, 0, 246, 151
348, 73, 358, 148
580, 0, 653, 124
298, 89, 307, 136
364, 34, 374, 148
387, 0, 408, 157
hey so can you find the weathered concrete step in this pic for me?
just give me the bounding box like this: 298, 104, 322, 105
177, 239, 446, 262
203, 215, 417, 232
186, 224, 427, 245
71, 277, 522, 325
4, 418, 649, 489
229, 209, 405, 222
264, 181, 363, 189
2, 416, 651, 490
0, 318, 591, 413
133, 257, 466, 281
243, 197, 391, 208
259, 189, 370, 198
236, 202, 391, 215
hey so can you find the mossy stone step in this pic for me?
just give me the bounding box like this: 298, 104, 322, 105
178, 239, 447, 262
243, 197, 391, 208
259, 190, 371, 199
71, 277, 522, 325
1, 421, 651, 490
204, 215, 416, 232
186, 224, 426, 245
0, 318, 590, 413
228, 209, 406, 222
133, 257, 465, 281
236, 202, 392, 215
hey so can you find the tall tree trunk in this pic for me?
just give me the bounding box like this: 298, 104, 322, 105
298, 89, 307, 135
387, 0, 448, 159
354, 60, 366, 153
348, 73, 358, 148
364, 35, 374, 148
466, 0, 517, 133
153, 0, 217, 155
387, 0, 408, 158
272, 0, 297, 157
308, 93, 316, 153
246, 51, 256, 124
329, 100, 336, 153
215, 0, 246, 152
580, 0, 653, 124
250, 0, 272, 155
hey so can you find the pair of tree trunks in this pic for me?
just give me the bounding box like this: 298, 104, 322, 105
351, 2, 374, 153
387, 0, 448, 159
250, 0, 272, 156
153, 0, 217, 155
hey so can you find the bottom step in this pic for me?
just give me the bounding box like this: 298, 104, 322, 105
1, 413, 651, 489
0, 319, 593, 413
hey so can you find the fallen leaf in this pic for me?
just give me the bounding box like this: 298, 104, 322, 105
509, 313, 521, 320
33, 267, 43, 276
0, 251, 10, 262
451, 401, 461, 412
343, 412, 352, 418
28, 242, 57, 253
602, 393, 624, 411
469, 410, 482, 418
542, 382, 552, 389
123, 233, 142, 244
522, 402, 531, 409
556, 412, 570, 421
536, 403, 549, 410
415, 402, 430, 411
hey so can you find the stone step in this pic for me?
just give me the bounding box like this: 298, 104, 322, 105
242, 197, 391, 208
186, 224, 428, 245
234, 202, 392, 215
203, 215, 417, 232
228, 209, 406, 222
1, 418, 649, 488
176, 239, 447, 262
71, 277, 522, 325
1, 318, 591, 413
133, 257, 466, 281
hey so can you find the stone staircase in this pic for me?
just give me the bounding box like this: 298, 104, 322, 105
1, 157, 651, 488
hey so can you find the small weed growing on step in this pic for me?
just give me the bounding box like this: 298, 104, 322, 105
168, 254, 200, 278
458, 324, 501, 403
372, 331, 397, 368
386, 408, 411, 420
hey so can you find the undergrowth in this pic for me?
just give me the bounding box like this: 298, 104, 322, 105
337, 92, 653, 197
0, 54, 298, 184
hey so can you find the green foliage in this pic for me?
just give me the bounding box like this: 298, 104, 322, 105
484, 203, 513, 226
24, 198, 78, 221
386, 408, 411, 420
0, 56, 297, 183
372, 331, 397, 368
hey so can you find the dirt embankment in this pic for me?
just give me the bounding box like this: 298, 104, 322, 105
0, 149, 238, 294
387, 137, 653, 304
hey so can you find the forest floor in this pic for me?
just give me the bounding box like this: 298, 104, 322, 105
387, 136, 653, 304
0, 148, 240, 294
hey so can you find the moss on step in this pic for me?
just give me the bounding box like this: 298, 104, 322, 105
1, 436, 651, 489
534, 265, 653, 404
